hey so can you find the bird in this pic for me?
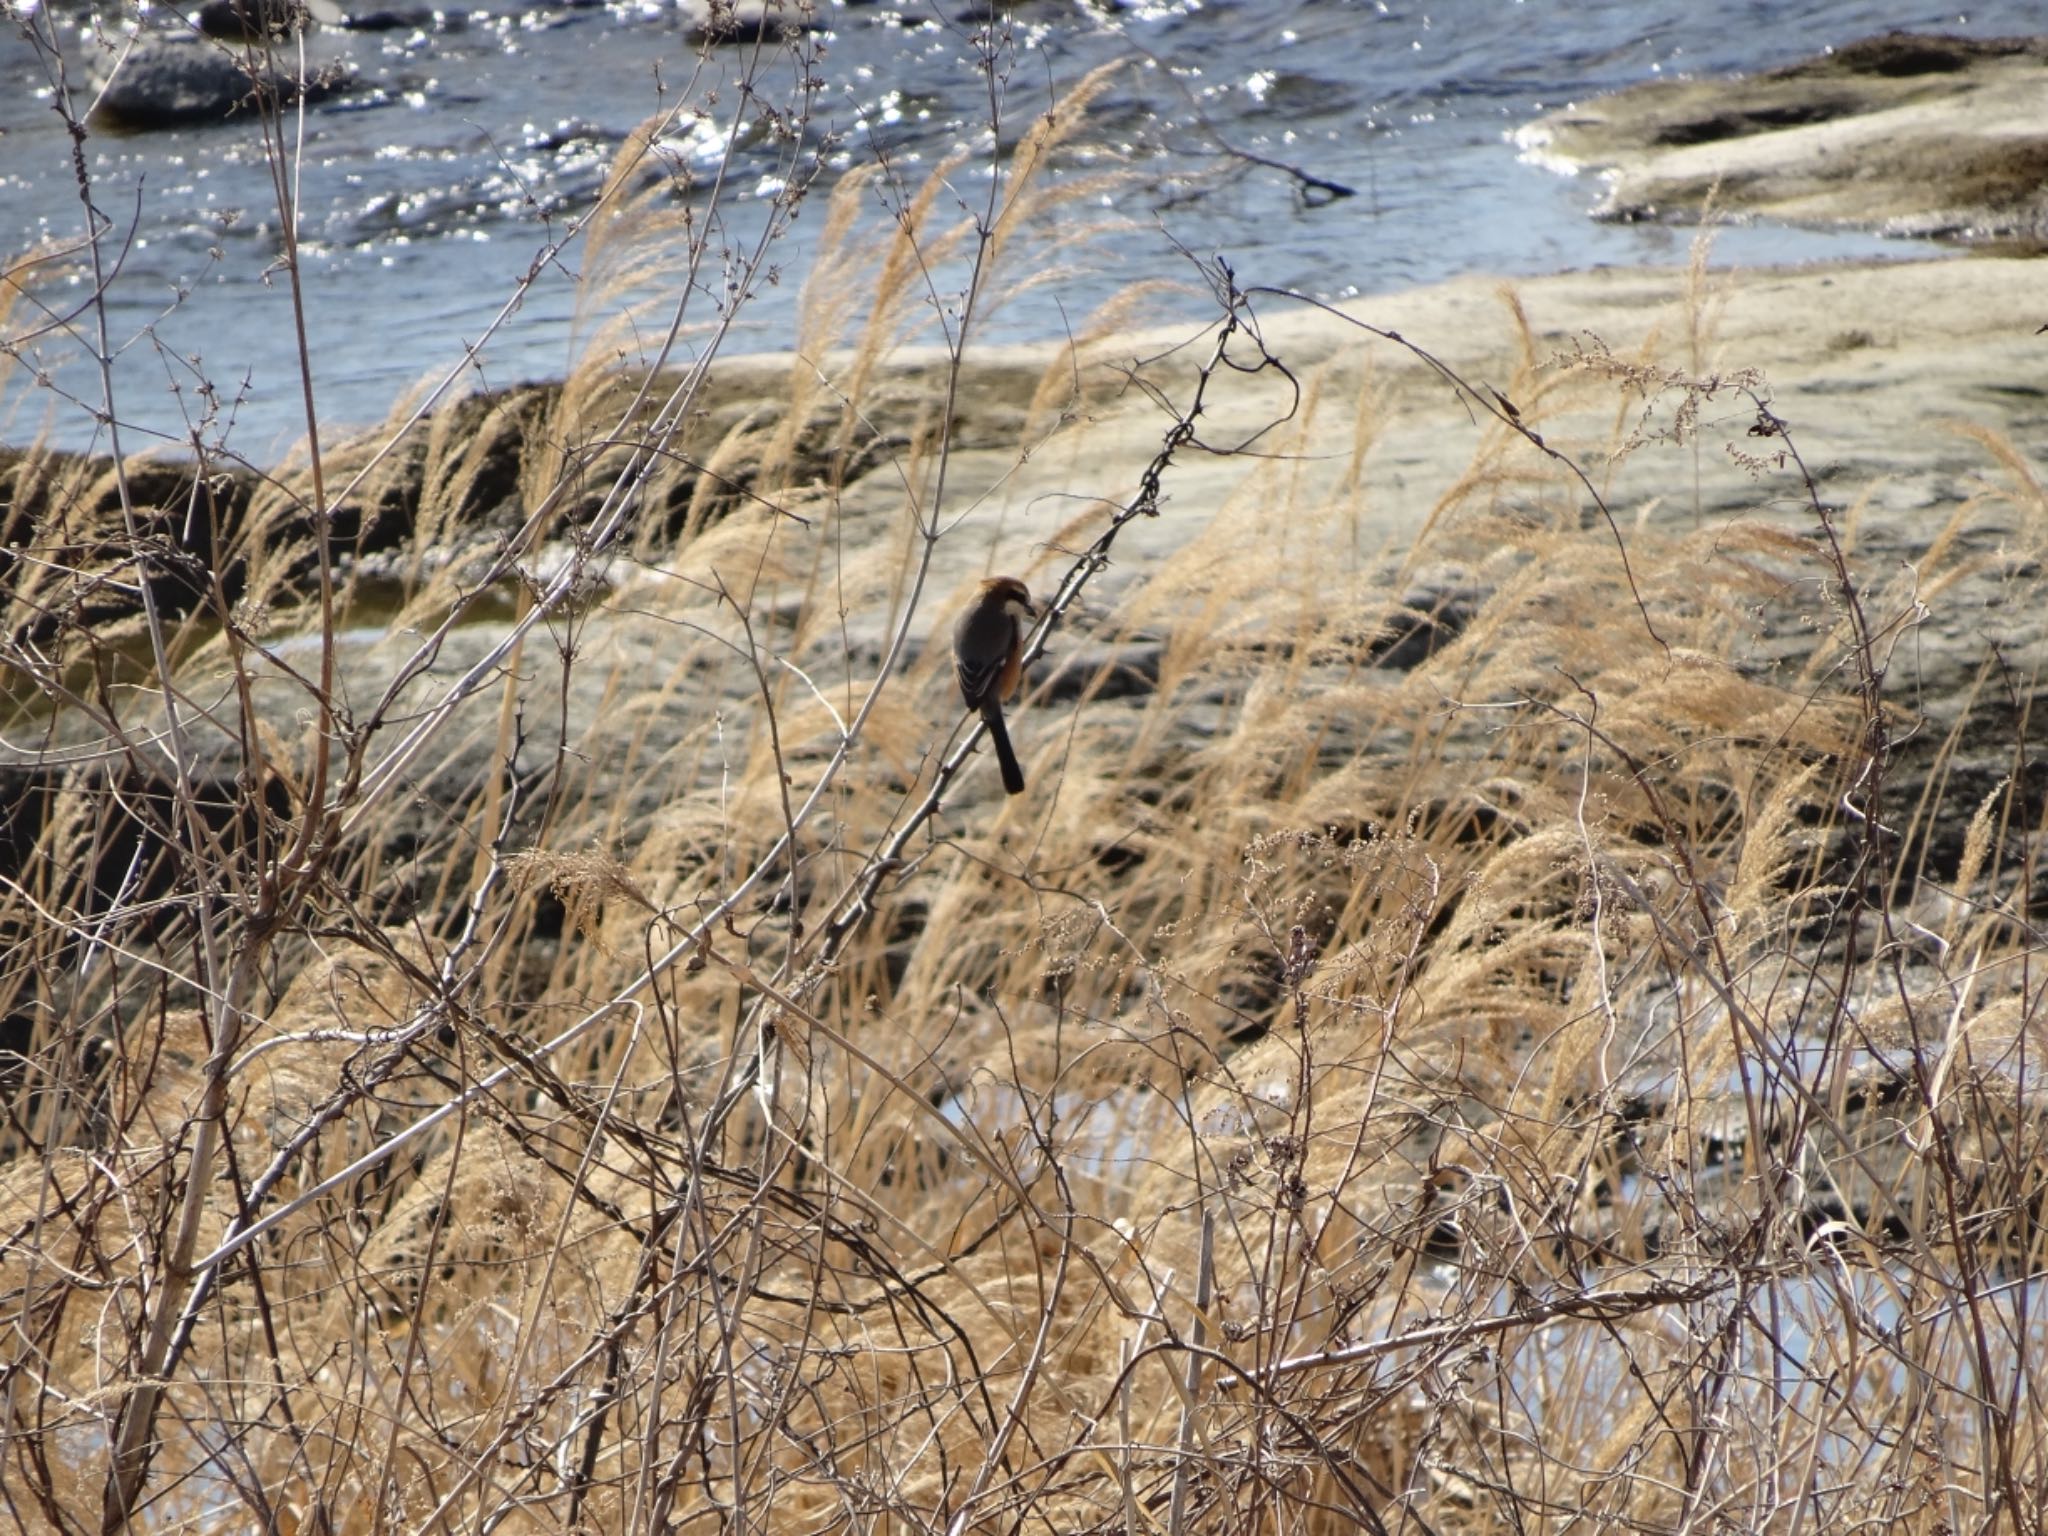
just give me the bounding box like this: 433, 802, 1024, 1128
953, 576, 1037, 795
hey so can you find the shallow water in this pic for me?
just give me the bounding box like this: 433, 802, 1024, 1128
2, 0, 2038, 456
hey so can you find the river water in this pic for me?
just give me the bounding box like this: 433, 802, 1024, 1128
1, 0, 2038, 457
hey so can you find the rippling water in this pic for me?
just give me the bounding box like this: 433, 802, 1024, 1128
1, 0, 2037, 455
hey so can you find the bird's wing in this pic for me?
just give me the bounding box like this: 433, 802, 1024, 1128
955, 647, 1005, 708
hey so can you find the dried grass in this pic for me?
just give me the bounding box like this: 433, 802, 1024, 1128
4, 30, 2048, 1536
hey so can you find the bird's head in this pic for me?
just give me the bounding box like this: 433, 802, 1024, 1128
980, 575, 1037, 619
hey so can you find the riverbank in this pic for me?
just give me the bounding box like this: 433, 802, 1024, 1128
7, 229, 2046, 1536
9, 249, 2043, 803
11, 21, 2048, 1532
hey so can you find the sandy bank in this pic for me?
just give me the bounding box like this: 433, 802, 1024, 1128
904, 251, 2044, 631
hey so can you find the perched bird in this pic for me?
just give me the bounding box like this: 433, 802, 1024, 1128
953, 576, 1037, 795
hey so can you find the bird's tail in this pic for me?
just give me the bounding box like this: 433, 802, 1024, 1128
982, 701, 1025, 795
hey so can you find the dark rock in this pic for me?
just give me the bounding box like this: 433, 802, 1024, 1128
1036, 643, 1163, 705
0, 755, 292, 930
1787, 30, 2045, 80
334, 6, 437, 30
1372, 585, 1478, 670
1648, 97, 1863, 148
91, 37, 356, 131
0, 449, 260, 646
195, 0, 341, 41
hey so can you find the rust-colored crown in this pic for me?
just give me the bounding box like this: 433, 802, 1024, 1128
979, 575, 1035, 611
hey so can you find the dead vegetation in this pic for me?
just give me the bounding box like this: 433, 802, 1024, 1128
4, 13, 2048, 1536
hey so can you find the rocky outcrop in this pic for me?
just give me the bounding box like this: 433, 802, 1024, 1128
1518, 31, 2048, 241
